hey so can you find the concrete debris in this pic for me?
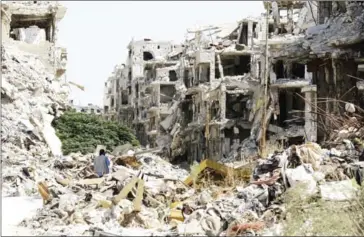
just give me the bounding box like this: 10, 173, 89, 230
2, 1, 70, 199
285, 165, 317, 197
3, 1, 364, 236
11, 137, 361, 236
319, 179, 359, 201
103, 1, 364, 169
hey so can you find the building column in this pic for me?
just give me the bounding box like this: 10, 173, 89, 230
209, 54, 215, 81
259, 15, 268, 40
248, 20, 253, 48
260, 54, 266, 85
220, 84, 226, 120
302, 85, 317, 142
304, 65, 313, 82
156, 83, 161, 107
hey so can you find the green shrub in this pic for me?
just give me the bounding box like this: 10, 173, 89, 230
52, 111, 139, 155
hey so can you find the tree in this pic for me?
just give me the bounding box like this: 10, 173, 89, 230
52, 110, 139, 155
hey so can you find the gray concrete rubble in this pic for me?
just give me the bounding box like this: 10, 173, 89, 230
14, 137, 364, 236
2, 1, 364, 236
103, 1, 364, 163
1, 1, 69, 197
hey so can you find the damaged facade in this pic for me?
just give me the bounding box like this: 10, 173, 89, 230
104, 1, 364, 163
103, 39, 184, 148
71, 102, 102, 115
3, 1, 364, 236
268, 1, 364, 143
2, 1, 68, 81
2, 1, 70, 196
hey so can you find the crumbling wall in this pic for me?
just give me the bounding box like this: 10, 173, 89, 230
129, 40, 174, 64
1, 6, 11, 39
1, 1, 69, 196
103, 1, 364, 164
309, 58, 360, 140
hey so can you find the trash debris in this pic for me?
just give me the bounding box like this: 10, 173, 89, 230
3, 1, 364, 236
285, 165, 317, 197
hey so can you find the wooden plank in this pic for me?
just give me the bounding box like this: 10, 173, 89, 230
93, 230, 119, 236
183, 159, 252, 186
78, 178, 104, 186
183, 160, 208, 186
112, 177, 138, 205
169, 209, 184, 222
133, 179, 144, 212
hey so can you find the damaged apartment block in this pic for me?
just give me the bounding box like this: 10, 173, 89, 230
2, 1, 67, 80
267, 1, 364, 144
104, 39, 184, 148
104, 1, 364, 163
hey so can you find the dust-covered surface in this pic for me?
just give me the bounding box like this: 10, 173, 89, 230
2, 196, 43, 236
2, 1, 364, 236
1, 42, 71, 197
12, 137, 364, 236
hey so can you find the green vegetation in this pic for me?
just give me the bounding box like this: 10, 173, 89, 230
52, 110, 139, 155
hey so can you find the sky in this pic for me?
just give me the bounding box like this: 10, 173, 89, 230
57, 1, 264, 107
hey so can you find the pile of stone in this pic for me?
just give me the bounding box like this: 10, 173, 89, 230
17, 138, 363, 236
1, 42, 70, 197
20, 151, 190, 236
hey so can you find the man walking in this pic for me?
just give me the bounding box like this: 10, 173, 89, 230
94, 149, 110, 177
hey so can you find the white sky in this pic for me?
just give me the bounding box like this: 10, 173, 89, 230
57, 1, 264, 106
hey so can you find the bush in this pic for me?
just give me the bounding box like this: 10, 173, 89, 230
52, 111, 139, 155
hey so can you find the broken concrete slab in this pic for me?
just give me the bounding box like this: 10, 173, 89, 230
285, 165, 317, 197
78, 178, 104, 186
319, 179, 359, 201
112, 143, 133, 156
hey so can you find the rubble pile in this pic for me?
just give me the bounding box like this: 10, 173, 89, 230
1, 42, 70, 197
2, 1, 364, 236
19, 152, 190, 236
18, 137, 363, 236
322, 107, 364, 163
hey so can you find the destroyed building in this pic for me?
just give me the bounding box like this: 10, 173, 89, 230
2, 1, 67, 81
2, 1, 364, 236
103, 39, 184, 147
2, 1, 70, 196
103, 64, 124, 121
267, 1, 364, 144
71, 102, 102, 115
104, 1, 364, 163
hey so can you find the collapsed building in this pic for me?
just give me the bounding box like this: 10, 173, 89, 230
1, 1, 70, 196
103, 39, 184, 147
104, 1, 364, 163
2, 1, 67, 81
2, 1, 363, 236
268, 1, 364, 143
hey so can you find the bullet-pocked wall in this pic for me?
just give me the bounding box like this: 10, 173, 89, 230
129, 40, 175, 64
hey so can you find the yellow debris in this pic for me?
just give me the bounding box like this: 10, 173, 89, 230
170, 201, 183, 209
169, 209, 184, 222
183, 159, 252, 186
112, 177, 145, 212
38, 181, 51, 205
98, 200, 113, 208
